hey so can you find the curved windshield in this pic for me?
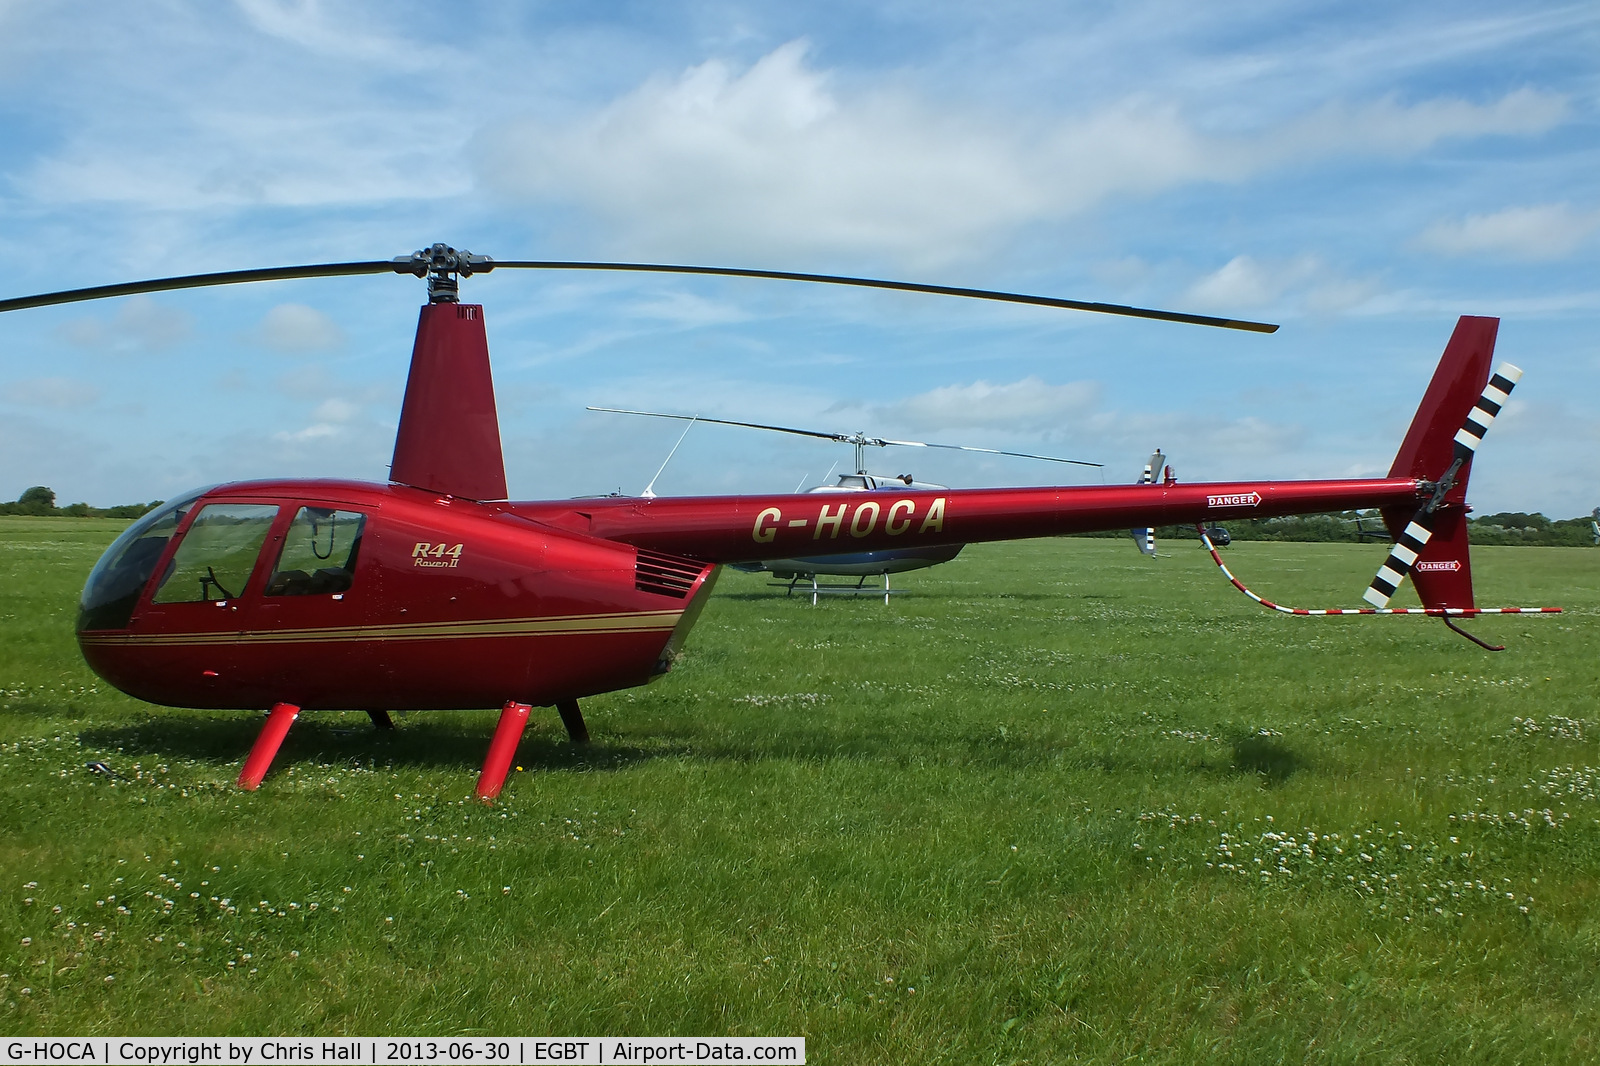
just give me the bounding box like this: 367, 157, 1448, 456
78, 486, 214, 631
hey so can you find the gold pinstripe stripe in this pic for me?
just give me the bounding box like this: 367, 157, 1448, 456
80, 610, 684, 647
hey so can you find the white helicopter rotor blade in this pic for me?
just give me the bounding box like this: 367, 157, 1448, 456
879, 439, 1103, 469
590, 406, 1101, 468
587, 406, 853, 444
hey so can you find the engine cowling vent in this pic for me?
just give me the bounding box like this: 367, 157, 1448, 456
635, 549, 705, 599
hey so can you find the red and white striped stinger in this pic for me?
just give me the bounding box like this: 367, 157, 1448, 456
1196, 526, 1561, 618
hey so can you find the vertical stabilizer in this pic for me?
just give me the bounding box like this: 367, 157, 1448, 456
389, 303, 508, 501
1368, 317, 1510, 612
1387, 316, 1498, 491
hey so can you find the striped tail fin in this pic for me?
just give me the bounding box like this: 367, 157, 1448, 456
1363, 316, 1519, 610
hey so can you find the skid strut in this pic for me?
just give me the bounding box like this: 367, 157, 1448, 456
1194, 525, 1559, 647
476, 701, 532, 801
557, 699, 590, 744
237, 702, 300, 790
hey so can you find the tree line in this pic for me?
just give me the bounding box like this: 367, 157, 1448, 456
0, 486, 162, 519
1085, 508, 1599, 547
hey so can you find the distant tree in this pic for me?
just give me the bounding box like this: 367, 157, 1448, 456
1072, 508, 1596, 547
17, 486, 55, 515
1470, 511, 1594, 546
1474, 511, 1550, 530
99, 501, 164, 518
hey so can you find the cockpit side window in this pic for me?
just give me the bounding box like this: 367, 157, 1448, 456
265, 507, 367, 596
151, 503, 280, 604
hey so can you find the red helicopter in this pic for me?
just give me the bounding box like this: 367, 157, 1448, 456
0, 244, 1549, 799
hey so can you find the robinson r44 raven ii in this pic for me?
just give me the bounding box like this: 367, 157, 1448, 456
0, 244, 1558, 799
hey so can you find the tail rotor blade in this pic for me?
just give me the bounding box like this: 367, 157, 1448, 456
1363, 517, 1436, 607
1453, 365, 1521, 459
1137, 450, 1165, 486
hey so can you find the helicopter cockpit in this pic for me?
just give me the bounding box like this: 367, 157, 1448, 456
77, 492, 368, 632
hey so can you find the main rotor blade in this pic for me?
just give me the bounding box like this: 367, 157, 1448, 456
587, 407, 855, 444
0, 261, 400, 313
501, 260, 1278, 333
588, 406, 1103, 468
0, 248, 1278, 333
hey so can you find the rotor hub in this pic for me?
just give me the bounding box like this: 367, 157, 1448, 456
392, 243, 495, 303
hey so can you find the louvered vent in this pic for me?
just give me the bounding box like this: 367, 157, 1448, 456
635, 549, 705, 599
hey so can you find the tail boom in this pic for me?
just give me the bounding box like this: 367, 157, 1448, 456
512, 476, 1424, 562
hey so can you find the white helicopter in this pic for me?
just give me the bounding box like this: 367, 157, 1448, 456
586, 406, 1104, 601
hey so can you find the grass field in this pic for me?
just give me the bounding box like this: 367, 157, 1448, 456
2, 515, 1597, 1062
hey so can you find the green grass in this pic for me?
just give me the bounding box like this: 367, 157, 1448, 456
2, 515, 1598, 1062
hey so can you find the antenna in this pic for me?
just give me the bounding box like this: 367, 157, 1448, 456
641, 416, 698, 499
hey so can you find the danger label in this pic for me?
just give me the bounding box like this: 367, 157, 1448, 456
1206, 492, 1262, 508
1415, 560, 1462, 572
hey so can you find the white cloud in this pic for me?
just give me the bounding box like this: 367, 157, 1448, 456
29, 113, 469, 209
853, 375, 1310, 481
13, 8, 472, 213
1183, 255, 1379, 313
1265, 88, 1565, 159
274, 423, 343, 443
57, 296, 192, 351
625, 291, 752, 328
479, 40, 1049, 267
0, 376, 101, 409
883, 376, 1101, 434
311, 397, 360, 423
1116, 412, 1307, 462
271, 365, 391, 407
478, 41, 1568, 266
233, 0, 437, 67
255, 303, 346, 352
270, 397, 379, 447
1185, 256, 1299, 309
1414, 203, 1600, 261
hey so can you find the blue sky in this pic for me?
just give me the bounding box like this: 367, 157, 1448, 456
0, 1, 1596, 517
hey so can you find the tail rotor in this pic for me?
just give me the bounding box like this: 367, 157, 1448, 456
1131, 449, 1165, 557
1363, 362, 1521, 608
